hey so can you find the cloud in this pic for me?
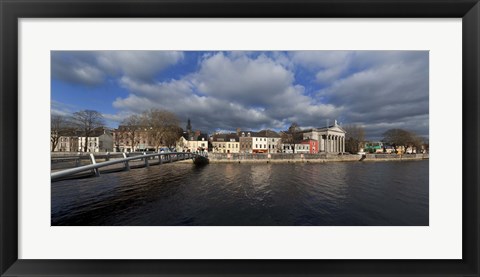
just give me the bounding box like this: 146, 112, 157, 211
112, 52, 341, 132
50, 100, 77, 116
96, 51, 184, 81
316, 51, 429, 138
290, 51, 351, 70
53, 51, 429, 140
52, 53, 105, 86
194, 53, 294, 106
51, 51, 184, 86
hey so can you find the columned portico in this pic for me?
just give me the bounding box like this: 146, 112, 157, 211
301, 120, 346, 153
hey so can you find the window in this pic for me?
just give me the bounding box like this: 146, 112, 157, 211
255, 144, 258, 148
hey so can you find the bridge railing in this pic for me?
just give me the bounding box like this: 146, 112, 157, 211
51, 152, 207, 182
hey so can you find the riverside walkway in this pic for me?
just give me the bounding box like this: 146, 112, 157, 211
51, 152, 209, 182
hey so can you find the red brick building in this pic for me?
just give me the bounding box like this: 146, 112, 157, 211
301, 139, 319, 154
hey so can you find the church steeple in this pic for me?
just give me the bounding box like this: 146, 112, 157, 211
186, 118, 192, 133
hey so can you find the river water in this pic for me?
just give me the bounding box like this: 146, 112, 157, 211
51, 160, 428, 226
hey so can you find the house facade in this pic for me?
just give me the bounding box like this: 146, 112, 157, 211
177, 130, 209, 152
239, 132, 253, 153
300, 139, 319, 154
251, 134, 268, 153
113, 125, 154, 152
211, 133, 240, 153
78, 129, 114, 152
256, 130, 282, 153
52, 135, 79, 152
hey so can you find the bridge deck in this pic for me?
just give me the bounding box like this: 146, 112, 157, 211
51, 152, 208, 182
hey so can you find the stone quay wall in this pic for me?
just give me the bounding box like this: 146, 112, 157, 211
205, 153, 429, 163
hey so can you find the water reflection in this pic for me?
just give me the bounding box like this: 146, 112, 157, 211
52, 161, 429, 226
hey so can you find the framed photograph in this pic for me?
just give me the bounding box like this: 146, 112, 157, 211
1, 0, 479, 276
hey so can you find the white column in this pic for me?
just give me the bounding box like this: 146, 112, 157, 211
337, 136, 339, 152
331, 136, 334, 152
335, 136, 338, 152
326, 135, 329, 153
333, 136, 336, 152
337, 136, 340, 152
340, 136, 343, 153
327, 135, 330, 152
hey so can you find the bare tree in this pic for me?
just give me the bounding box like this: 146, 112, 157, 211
281, 122, 302, 153
120, 114, 143, 151
71, 110, 105, 152
382, 128, 420, 154
344, 124, 366, 154
143, 109, 181, 151
51, 114, 69, 151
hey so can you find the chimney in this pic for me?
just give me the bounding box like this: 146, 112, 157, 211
236, 128, 241, 136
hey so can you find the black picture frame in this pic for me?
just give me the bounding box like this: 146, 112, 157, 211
1, 0, 479, 276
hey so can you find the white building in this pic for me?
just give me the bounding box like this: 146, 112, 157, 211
52, 135, 78, 152
251, 135, 268, 153
78, 129, 114, 152
281, 143, 310, 153
302, 120, 346, 153
176, 132, 209, 152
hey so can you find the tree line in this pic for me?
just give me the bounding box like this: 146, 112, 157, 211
344, 125, 428, 154
51, 110, 105, 152
51, 108, 182, 152
117, 109, 182, 151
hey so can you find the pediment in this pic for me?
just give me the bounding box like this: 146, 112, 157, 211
328, 126, 346, 134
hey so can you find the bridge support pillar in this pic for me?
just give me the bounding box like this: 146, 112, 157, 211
122, 152, 130, 171
89, 153, 100, 177
143, 152, 149, 167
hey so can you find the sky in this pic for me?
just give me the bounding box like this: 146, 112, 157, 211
51, 50, 429, 140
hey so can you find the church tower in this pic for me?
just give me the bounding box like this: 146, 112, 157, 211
186, 118, 192, 133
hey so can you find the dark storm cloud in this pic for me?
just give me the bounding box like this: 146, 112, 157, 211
316, 51, 429, 139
